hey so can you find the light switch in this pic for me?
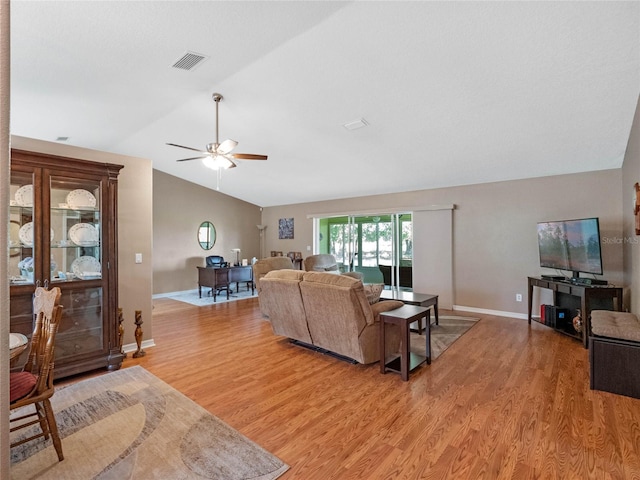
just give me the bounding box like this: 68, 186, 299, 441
306, 245, 311, 251
135, 253, 142, 264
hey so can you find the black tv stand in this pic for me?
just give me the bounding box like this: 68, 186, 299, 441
541, 275, 565, 281
571, 277, 608, 286
527, 276, 623, 348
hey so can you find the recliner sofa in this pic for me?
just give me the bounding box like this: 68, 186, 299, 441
303, 253, 363, 281
259, 270, 403, 364
252, 256, 295, 316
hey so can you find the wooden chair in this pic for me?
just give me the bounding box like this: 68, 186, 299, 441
9, 286, 64, 461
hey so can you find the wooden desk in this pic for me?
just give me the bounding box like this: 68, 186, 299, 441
380, 305, 430, 381
380, 290, 438, 334
197, 266, 254, 301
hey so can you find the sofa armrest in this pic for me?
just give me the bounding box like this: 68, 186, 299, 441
371, 300, 404, 320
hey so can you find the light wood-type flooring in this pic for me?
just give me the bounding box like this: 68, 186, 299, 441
114, 297, 640, 479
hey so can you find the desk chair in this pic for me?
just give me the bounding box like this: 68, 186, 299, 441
206, 255, 225, 267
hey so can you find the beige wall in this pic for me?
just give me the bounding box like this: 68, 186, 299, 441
622, 95, 640, 313
153, 170, 262, 294
263, 168, 625, 315
10, 136, 154, 344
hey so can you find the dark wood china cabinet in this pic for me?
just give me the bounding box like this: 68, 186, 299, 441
9, 149, 124, 378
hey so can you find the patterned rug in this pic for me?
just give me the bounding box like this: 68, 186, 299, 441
158, 287, 258, 307
410, 314, 480, 360
9, 366, 288, 480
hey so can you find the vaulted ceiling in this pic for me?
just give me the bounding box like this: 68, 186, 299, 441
10, 1, 640, 207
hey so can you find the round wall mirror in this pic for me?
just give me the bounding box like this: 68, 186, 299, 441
198, 221, 216, 250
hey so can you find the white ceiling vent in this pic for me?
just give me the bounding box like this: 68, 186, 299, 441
171, 51, 208, 71
343, 118, 368, 131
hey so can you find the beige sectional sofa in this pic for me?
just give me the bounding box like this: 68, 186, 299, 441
303, 253, 364, 281
252, 256, 295, 316
259, 270, 404, 364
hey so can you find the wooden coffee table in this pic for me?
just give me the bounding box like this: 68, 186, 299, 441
380, 304, 430, 381
380, 290, 438, 334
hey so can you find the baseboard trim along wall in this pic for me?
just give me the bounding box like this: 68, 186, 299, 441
122, 339, 156, 354
152, 289, 198, 299
453, 305, 528, 320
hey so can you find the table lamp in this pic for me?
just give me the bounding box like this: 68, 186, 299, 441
231, 248, 241, 266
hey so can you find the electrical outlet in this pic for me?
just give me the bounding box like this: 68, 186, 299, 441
135, 253, 142, 264
516, 293, 522, 302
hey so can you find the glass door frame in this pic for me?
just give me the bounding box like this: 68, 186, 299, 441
313, 211, 412, 290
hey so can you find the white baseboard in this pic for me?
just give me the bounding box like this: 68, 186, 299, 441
453, 305, 528, 320
122, 339, 156, 354
152, 289, 198, 299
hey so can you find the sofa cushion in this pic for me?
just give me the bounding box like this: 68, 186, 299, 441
264, 269, 305, 281
363, 283, 384, 304
302, 271, 359, 286
591, 310, 640, 342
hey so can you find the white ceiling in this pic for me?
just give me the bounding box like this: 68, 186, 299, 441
10, 1, 640, 207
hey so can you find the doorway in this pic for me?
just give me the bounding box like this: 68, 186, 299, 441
316, 213, 412, 290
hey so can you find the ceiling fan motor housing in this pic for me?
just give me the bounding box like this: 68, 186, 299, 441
206, 143, 218, 153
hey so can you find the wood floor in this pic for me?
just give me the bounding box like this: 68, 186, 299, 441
116, 297, 640, 479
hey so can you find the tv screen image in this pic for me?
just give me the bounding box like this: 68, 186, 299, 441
537, 218, 603, 277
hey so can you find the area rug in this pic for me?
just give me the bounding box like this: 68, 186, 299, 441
10, 366, 288, 480
159, 287, 258, 307
410, 314, 480, 360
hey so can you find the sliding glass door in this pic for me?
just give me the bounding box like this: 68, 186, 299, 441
316, 213, 412, 289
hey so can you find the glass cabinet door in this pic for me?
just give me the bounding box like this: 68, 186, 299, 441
49, 175, 105, 362
49, 176, 102, 284
9, 169, 38, 286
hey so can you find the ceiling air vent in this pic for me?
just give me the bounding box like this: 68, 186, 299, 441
171, 51, 208, 71
343, 118, 368, 131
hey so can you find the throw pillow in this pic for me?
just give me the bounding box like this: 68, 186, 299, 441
363, 283, 384, 304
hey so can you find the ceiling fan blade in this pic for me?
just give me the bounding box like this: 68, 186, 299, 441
231, 153, 268, 160
176, 156, 209, 162
221, 154, 237, 169
217, 139, 238, 155
166, 142, 207, 154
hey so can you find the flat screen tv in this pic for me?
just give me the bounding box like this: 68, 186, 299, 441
537, 217, 603, 280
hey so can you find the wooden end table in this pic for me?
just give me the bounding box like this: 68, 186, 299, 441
380, 290, 438, 334
380, 304, 430, 381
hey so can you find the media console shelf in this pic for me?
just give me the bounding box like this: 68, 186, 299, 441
527, 277, 623, 348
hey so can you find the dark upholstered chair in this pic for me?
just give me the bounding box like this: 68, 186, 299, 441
206, 255, 225, 267
10, 286, 64, 461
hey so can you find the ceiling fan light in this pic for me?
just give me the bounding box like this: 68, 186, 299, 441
203, 155, 233, 170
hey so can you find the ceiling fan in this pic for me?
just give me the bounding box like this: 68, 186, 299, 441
167, 93, 268, 170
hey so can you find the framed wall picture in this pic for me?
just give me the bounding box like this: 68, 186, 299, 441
279, 218, 294, 239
